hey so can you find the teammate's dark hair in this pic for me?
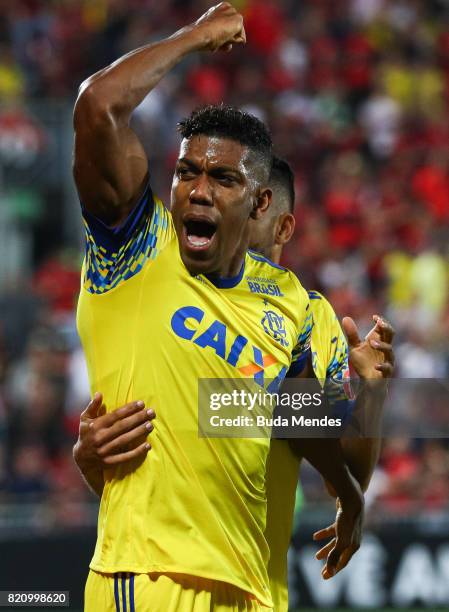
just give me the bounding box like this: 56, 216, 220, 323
178, 104, 273, 183
269, 156, 295, 213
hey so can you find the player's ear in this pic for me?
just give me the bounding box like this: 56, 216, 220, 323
275, 212, 295, 245
250, 187, 272, 220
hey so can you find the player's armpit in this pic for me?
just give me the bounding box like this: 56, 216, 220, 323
288, 350, 314, 379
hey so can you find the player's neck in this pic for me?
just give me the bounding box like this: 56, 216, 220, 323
210, 240, 247, 280
270, 244, 282, 265
217, 256, 245, 279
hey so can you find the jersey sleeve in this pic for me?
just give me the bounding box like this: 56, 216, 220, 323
81, 182, 173, 294
287, 279, 313, 377
317, 296, 354, 422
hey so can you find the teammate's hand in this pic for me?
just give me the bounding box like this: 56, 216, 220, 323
313, 489, 364, 579
342, 315, 395, 380
73, 393, 155, 470
191, 2, 246, 53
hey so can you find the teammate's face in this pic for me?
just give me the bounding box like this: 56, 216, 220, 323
171, 135, 266, 276
249, 193, 295, 265
248, 208, 278, 259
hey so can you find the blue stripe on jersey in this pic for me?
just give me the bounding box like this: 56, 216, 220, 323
327, 343, 349, 380
247, 250, 287, 271
114, 574, 120, 612
82, 181, 153, 253
266, 365, 288, 393
129, 574, 135, 612
253, 346, 265, 387
121, 574, 127, 612
205, 260, 245, 288
286, 347, 311, 377
307, 290, 322, 300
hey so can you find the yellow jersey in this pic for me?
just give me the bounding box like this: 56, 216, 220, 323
77, 185, 313, 607
265, 290, 350, 611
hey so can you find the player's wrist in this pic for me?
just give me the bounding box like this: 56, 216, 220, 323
73, 440, 98, 472
358, 376, 389, 394
340, 488, 364, 513
170, 24, 212, 53
336, 468, 364, 512
73, 441, 88, 471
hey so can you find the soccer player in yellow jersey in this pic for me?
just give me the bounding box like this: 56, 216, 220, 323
73, 4, 365, 611
74, 152, 394, 611
251, 157, 395, 611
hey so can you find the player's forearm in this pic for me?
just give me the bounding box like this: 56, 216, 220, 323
75, 27, 205, 123
289, 438, 363, 509
341, 438, 381, 493
341, 380, 388, 492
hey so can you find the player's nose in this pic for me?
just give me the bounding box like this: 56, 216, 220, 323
189, 173, 213, 207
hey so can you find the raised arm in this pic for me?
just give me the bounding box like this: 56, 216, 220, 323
73, 2, 245, 225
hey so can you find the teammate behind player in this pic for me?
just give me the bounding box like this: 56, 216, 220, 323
255, 157, 394, 611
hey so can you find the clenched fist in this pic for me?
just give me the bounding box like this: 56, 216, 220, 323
190, 2, 246, 52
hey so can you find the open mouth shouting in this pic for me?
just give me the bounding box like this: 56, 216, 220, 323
182, 215, 218, 253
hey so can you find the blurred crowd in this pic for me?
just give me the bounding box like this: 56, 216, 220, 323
1, 0, 449, 524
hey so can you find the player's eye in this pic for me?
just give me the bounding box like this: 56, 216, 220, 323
177, 167, 196, 179
216, 174, 236, 185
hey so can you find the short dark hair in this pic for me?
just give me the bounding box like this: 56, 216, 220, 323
178, 104, 273, 182
269, 156, 295, 213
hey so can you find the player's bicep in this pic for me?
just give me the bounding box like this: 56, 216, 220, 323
73, 87, 148, 225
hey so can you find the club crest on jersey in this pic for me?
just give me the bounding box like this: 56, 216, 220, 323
261, 306, 288, 347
